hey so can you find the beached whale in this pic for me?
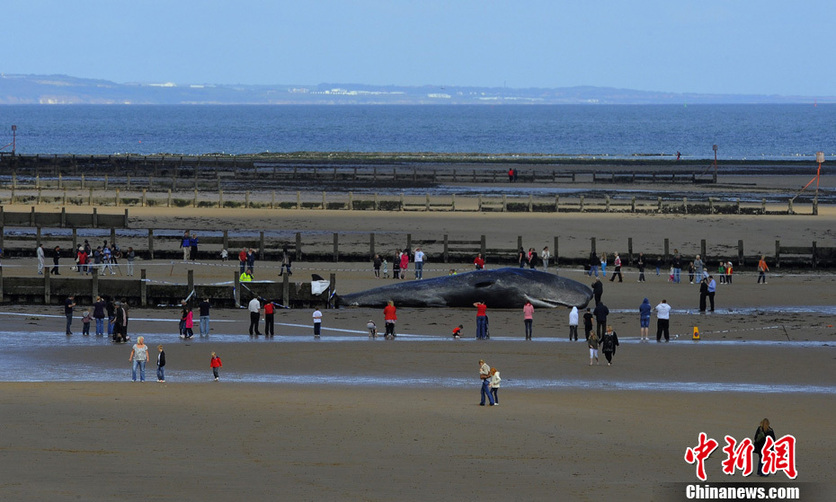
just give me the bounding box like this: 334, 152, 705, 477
337, 267, 592, 309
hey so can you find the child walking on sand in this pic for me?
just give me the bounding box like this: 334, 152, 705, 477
210, 352, 222, 381
367, 320, 377, 339
489, 367, 501, 405
156, 345, 166, 383
81, 310, 92, 336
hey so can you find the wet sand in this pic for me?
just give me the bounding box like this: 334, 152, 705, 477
1, 194, 835, 500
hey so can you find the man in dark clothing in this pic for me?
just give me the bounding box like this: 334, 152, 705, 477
593, 302, 609, 339
592, 278, 603, 306
64, 296, 76, 335
582, 308, 594, 341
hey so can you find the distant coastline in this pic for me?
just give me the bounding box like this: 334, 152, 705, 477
2, 73, 834, 106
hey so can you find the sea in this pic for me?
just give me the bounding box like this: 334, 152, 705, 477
0, 104, 834, 160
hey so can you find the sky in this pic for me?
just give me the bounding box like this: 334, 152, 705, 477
5, 0, 835, 96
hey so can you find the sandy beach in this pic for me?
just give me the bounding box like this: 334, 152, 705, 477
1, 175, 835, 501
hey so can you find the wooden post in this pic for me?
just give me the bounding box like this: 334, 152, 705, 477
245, 191, 251, 208
443, 234, 449, 263
259, 232, 265, 260
553, 236, 559, 266
36, 226, 42, 246
478, 195, 482, 212
123, 209, 129, 228
590, 237, 596, 256
399, 193, 404, 211
502, 194, 507, 212
91, 268, 99, 301
663, 238, 669, 260
92, 208, 98, 228
451, 193, 456, 211
296, 191, 301, 210
787, 198, 793, 215
218, 189, 224, 208
369, 233, 375, 259
115, 188, 120, 207
425, 193, 430, 211
683, 197, 688, 214
321, 191, 326, 210
657, 197, 662, 212
187, 269, 194, 296
44, 267, 51, 304
30, 206, 36, 226
140, 269, 147, 307
579, 195, 585, 212
701, 240, 707, 260
333, 233, 339, 262
282, 270, 290, 307
193, 189, 198, 207
628, 237, 633, 265
737, 240, 744, 267
167, 189, 172, 207
528, 195, 533, 212
142, 189, 147, 207
234, 271, 241, 308
295, 232, 302, 261
148, 229, 155, 260
406, 234, 412, 252
110, 228, 116, 246
223, 230, 229, 251
89, 187, 93, 206
775, 240, 781, 268
555, 195, 559, 213
812, 241, 817, 269
631, 196, 636, 213
63, 187, 67, 206
72, 228, 78, 251
517, 236, 523, 253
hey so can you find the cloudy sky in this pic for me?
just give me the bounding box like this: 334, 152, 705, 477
6, 0, 834, 96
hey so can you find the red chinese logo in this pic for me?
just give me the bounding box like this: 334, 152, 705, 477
684, 432, 718, 481
685, 433, 797, 480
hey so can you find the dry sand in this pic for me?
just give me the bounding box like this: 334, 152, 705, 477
1, 197, 835, 501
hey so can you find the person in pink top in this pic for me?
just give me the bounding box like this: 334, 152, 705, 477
399, 249, 410, 279
523, 300, 534, 340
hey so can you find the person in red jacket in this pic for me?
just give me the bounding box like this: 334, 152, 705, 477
263, 301, 275, 337
210, 352, 223, 381
383, 300, 397, 339
473, 253, 485, 270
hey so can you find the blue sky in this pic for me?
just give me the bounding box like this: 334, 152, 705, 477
6, 0, 834, 96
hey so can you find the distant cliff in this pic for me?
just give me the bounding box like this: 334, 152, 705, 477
0, 74, 830, 105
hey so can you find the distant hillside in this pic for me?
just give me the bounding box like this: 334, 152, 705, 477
0, 74, 831, 105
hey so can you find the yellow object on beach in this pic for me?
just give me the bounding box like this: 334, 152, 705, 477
692, 326, 700, 341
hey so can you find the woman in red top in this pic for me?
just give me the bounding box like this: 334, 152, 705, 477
383, 300, 397, 339
474, 253, 485, 270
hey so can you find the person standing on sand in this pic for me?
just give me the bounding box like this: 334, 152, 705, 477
180, 231, 191, 262
636, 252, 646, 282
238, 248, 248, 276
588, 329, 599, 365
588, 252, 599, 277
129, 336, 149, 382
126, 247, 135, 276
64, 295, 76, 335
199, 298, 211, 336
473, 253, 485, 270
593, 301, 609, 340
688, 261, 695, 284
156, 345, 166, 383
474, 301, 489, 340
672, 249, 682, 284
489, 367, 501, 405
93, 296, 106, 336
383, 300, 397, 339
655, 299, 672, 342
707, 275, 717, 311
279, 245, 293, 276
36, 244, 45, 275
639, 297, 651, 342
373, 254, 382, 278
699, 278, 708, 312
413, 247, 425, 280
479, 359, 495, 406
753, 418, 776, 476
263, 300, 276, 337
392, 251, 401, 279
399, 249, 409, 279
312, 308, 322, 337
600, 252, 607, 278
518, 247, 526, 268
583, 307, 594, 341
541, 246, 551, 271
592, 278, 603, 306
568, 306, 579, 341
189, 233, 199, 261
757, 255, 769, 284
601, 325, 620, 366
523, 300, 534, 340
248, 297, 262, 336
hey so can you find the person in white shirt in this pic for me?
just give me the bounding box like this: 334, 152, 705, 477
248, 297, 261, 336
655, 299, 672, 342
413, 247, 425, 280
37, 244, 45, 275
541, 246, 551, 271
312, 308, 322, 337
568, 306, 579, 341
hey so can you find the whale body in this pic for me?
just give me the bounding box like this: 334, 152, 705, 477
338, 268, 592, 309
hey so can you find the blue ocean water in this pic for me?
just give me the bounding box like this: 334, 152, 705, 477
0, 104, 833, 159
